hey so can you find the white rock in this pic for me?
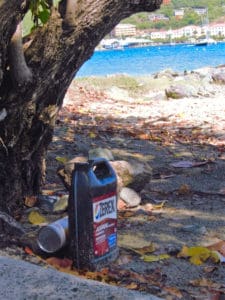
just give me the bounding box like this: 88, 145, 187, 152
119, 187, 141, 207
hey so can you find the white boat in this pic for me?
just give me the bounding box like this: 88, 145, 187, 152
195, 7, 216, 46
195, 37, 217, 46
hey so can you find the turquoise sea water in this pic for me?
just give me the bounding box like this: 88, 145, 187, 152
77, 42, 225, 77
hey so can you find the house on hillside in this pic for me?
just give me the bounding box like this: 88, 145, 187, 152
174, 9, 185, 20
148, 13, 169, 22
192, 7, 207, 16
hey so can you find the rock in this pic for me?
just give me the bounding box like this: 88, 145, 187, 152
193, 66, 214, 78
110, 160, 152, 192
106, 86, 132, 101
58, 157, 152, 193
165, 84, 198, 99
0, 211, 25, 236
57, 155, 88, 190
154, 68, 179, 79
212, 71, 225, 84
88, 147, 114, 160
119, 187, 141, 207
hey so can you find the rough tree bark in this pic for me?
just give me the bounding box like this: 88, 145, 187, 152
0, 0, 162, 214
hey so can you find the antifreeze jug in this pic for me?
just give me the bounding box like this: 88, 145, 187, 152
69, 158, 118, 270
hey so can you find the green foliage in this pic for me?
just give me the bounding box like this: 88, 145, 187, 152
22, 0, 60, 36
29, 0, 51, 26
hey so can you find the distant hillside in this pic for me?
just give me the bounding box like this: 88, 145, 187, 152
123, 0, 225, 30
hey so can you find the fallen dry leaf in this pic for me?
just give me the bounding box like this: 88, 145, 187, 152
189, 278, 223, 289
24, 196, 37, 208
141, 254, 170, 262
89, 131, 97, 138
208, 240, 225, 256
163, 286, 183, 299
118, 210, 136, 218
24, 247, 34, 255
178, 184, 191, 195
152, 201, 166, 210
28, 211, 47, 225
132, 243, 156, 255
178, 246, 220, 265
203, 266, 217, 273
125, 282, 139, 290
45, 257, 73, 269
55, 156, 69, 164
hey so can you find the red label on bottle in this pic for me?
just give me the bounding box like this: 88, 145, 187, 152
93, 192, 117, 257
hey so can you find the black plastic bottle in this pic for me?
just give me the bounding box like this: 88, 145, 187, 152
69, 158, 118, 270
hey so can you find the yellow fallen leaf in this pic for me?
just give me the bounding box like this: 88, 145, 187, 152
178, 245, 220, 265
152, 201, 166, 210
53, 195, 68, 212
190, 255, 205, 265
179, 246, 210, 257
89, 132, 96, 138
55, 156, 69, 164
141, 253, 170, 262
28, 211, 47, 225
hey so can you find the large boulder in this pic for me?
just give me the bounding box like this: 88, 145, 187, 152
165, 84, 198, 99
211, 70, 225, 84
57, 157, 152, 193
110, 160, 152, 192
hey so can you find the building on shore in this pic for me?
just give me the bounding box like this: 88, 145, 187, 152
112, 24, 137, 37
150, 23, 225, 41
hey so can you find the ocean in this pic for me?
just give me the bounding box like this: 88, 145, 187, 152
77, 42, 225, 77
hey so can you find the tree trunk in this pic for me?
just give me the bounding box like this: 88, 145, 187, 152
0, 0, 162, 214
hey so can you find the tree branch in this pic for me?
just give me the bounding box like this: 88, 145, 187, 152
9, 22, 33, 87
